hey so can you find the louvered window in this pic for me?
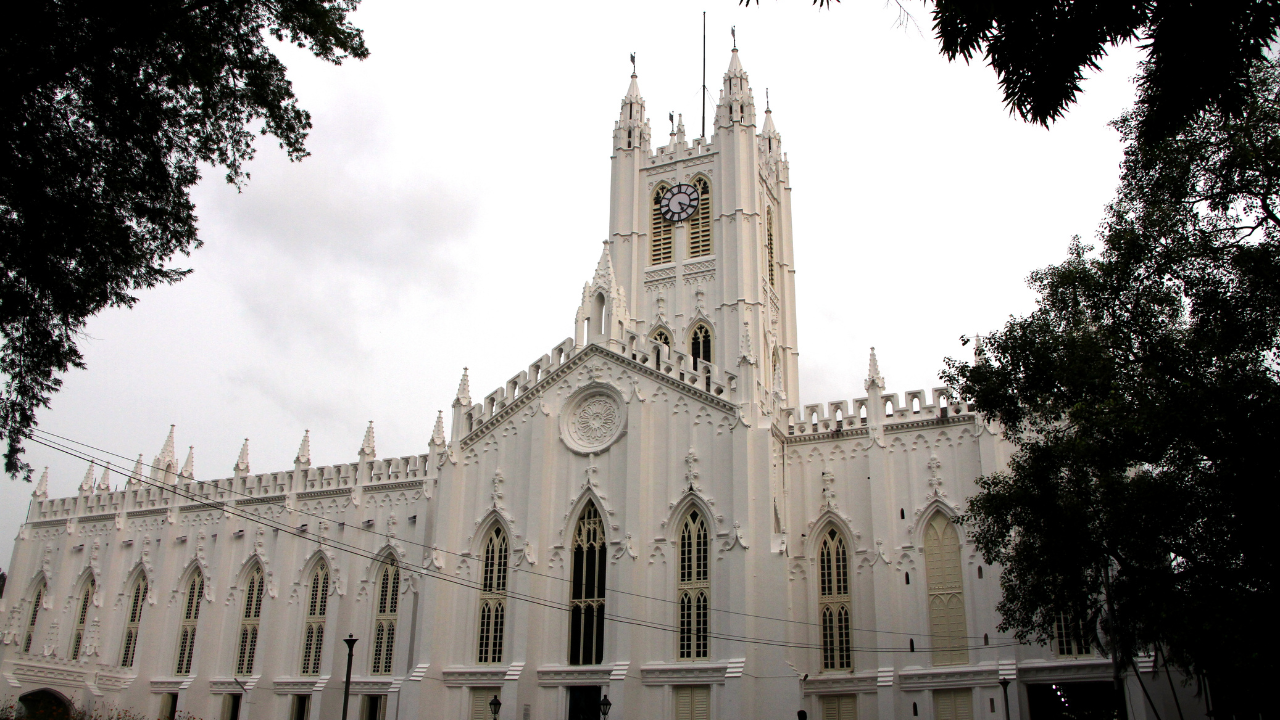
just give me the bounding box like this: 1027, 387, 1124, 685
120, 576, 147, 667
70, 577, 94, 660
819, 529, 852, 670
923, 513, 968, 666
301, 565, 329, 675
678, 510, 710, 660
650, 186, 674, 265
22, 583, 43, 654
766, 206, 776, 287
235, 567, 265, 676
174, 573, 204, 675
371, 561, 399, 674
674, 686, 710, 720
822, 695, 857, 720
477, 528, 508, 664
568, 503, 606, 665
688, 176, 712, 258
933, 688, 973, 720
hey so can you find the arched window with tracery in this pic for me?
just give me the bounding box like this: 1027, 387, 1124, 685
818, 528, 852, 670
236, 565, 264, 676
766, 207, 776, 288
120, 574, 146, 667
923, 512, 968, 665
174, 571, 204, 675
569, 502, 607, 665
301, 562, 329, 675
688, 176, 712, 258
678, 509, 710, 660
690, 324, 712, 371
23, 580, 44, 654
477, 527, 508, 664
69, 576, 94, 660
650, 185, 674, 265
371, 560, 399, 674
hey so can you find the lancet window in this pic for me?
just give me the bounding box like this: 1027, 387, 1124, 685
174, 571, 204, 675
690, 324, 712, 371
476, 527, 508, 664
650, 185, 674, 265
688, 176, 712, 258
923, 512, 967, 666
301, 563, 329, 675
678, 509, 710, 660
120, 575, 147, 668
235, 565, 265, 675
23, 581, 44, 653
818, 528, 852, 670
568, 502, 607, 665
371, 560, 399, 674
70, 576, 94, 660
766, 207, 776, 287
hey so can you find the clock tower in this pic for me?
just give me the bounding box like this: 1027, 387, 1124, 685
599, 49, 800, 417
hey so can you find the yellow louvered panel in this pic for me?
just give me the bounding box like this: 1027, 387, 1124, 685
924, 513, 968, 665
688, 177, 712, 258
651, 186, 673, 265
822, 695, 857, 720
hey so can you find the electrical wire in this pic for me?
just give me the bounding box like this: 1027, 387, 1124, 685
28, 429, 1020, 652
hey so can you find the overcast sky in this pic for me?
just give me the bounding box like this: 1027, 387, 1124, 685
5, 0, 1143, 564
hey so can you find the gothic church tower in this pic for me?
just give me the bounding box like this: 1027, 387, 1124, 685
602, 50, 801, 417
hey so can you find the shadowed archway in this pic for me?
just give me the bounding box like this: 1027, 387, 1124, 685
18, 689, 72, 720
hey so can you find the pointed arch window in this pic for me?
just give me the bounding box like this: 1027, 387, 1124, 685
70, 576, 94, 660
923, 513, 968, 666
818, 528, 852, 670
766, 206, 776, 288
569, 502, 607, 665
653, 329, 671, 347
371, 560, 399, 674
301, 563, 329, 675
690, 324, 712, 371
477, 528, 508, 664
678, 509, 710, 660
174, 572, 204, 675
650, 185, 674, 265
235, 566, 265, 675
120, 575, 147, 668
22, 580, 44, 654
688, 176, 712, 258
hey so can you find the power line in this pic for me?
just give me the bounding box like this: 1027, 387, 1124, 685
28, 429, 1020, 652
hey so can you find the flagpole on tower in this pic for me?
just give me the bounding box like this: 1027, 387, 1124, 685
701, 12, 707, 139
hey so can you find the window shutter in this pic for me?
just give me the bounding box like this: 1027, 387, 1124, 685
692, 686, 710, 720
675, 687, 692, 720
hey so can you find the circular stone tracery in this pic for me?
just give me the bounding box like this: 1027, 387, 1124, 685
560, 386, 626, 454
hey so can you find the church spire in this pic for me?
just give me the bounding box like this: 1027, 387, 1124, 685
33, 467, 48, 499
432, 411, 446, 447
79, 461, 95, 494
614, 70, 650, 152
454, 368, 471, 407
97, 463, 111, 492
359, 421, 376, 461
234, 438, 250, 478
179, 446, 195, 481
761, 103, 782, 157
715, 49, 756, 129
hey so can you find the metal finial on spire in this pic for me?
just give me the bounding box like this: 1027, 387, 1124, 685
669, 111, 675, 134
766, 88, 770, 112
630, 52, 636, 76
731, 26, 736, 49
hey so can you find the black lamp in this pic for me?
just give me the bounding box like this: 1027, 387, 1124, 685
999, 678, 1012, 720
340, 635, 358, 720
600, 694, 612, 718
489, 695, 502, 720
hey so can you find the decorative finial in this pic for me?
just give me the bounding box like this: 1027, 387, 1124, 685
234, 438, 250, 476
731, 25, 737, 49
180, 446, 195, 481
630, 52, 636, 77
766, 88, 770, 112
295, 430, 312, 469
360, 421, 376, 460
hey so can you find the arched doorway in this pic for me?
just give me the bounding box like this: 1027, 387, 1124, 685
19, 689, 72, 720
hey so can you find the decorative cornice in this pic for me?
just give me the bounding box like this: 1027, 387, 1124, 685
802, 671, 879, 695
363, 480, 424, 494
442, 666, 510, 687
180, 501, 223, 513
126, 508, 169, 519
779, 414, 976, 447
297, 488, 353, 501
236, 494, 287, 507
897, 665, 1000, 690
640, 662, 729, 685
28, 519, 67, 528
536, 665, 612, 686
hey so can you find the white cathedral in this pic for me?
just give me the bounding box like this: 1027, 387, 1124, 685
0, 51, 1183, 720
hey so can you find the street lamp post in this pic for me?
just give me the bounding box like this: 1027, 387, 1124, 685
600, 694, 612, 719
999, 678, 1013, 720
341, 635, 358, 720
489, 695, 502, 720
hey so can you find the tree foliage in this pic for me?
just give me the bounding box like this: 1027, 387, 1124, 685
0, 1, 368, 478
944, 58, 1280, 714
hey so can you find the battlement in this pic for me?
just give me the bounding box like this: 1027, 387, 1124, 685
779, 387, 977, 438
26, 450, 439, 526
645, 134, 716, 166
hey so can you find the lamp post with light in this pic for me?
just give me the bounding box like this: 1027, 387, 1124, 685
341, 635, 358, 720
489, 695, 501, 720
600, 694, 612, 719
999, 678, 1013, 720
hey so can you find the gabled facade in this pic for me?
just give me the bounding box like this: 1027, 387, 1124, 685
0, 51, 1190, 720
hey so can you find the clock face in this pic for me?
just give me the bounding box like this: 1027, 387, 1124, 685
660, 184, 701, 222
